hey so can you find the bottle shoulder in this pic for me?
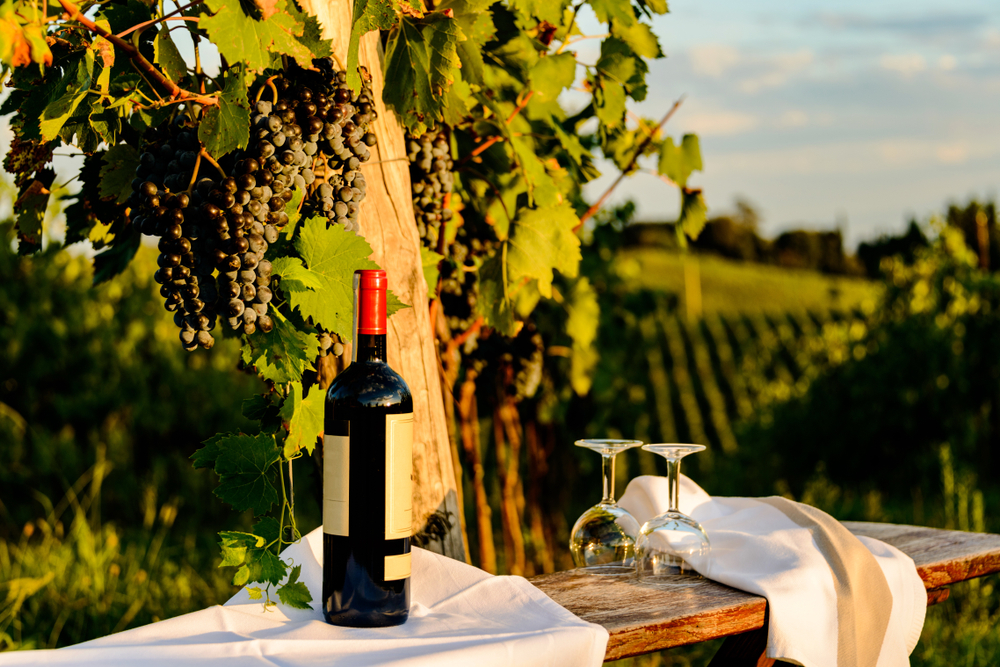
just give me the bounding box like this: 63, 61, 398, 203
326, 360, 413, 411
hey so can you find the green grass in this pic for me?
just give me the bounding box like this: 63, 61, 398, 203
617, 249, 881, 316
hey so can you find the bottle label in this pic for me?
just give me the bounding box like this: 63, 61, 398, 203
385, 413, 414, 540
323, 431, 350, 537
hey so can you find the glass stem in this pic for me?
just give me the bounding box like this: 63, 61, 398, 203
667, 457, 681, 513
601, 453, 616, 505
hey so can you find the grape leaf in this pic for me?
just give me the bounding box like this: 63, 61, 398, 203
506, 202, 581, 299
477, 252, 515, 334
288, 217, 395, 340
270, 256, 323, 293
508, 0, 562, 25
611, 21, 662, 59
438, 0, 494, 86
277, 565, 312, 609
99, 144, 140, 204
233, 564, 251, 586
13, 173, 54, 255
421, 245, 444, 297
218, 531, 262, 566
280, 381, 324, 457
211, 433, 281, 515
384, 12, 463, 134
0, 1, 53, 68
92, 228, 140, 284
529, 53, 576, 100
592, 74, 626, 130
252, 516, 281, 545
346, 0, 398, 92
588, 0, 635, 26
566, 277, 599, 395
38, 53, 93, 142
200, 0, 314, 73
678, 188, 707, 241
242, 314, 318, 384
242, 395, 269, 421
658, 134, 702, 188
199, 65, 250, 158
638, 0, 669, 15
154, 27, 187, 82
297, 13, 332, 59
246, 587, 263, 600
259, 549, 288, 585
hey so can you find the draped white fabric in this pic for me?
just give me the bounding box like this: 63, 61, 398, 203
620, 475, 926, 667
0, 529, 608, 667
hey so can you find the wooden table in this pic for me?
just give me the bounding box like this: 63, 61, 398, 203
529, 522, 1000, 664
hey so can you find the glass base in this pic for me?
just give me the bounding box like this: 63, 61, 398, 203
579, 563, 635, 576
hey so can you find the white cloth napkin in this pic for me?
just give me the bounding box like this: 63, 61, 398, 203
619, 475, 926, 667
0, 528, 608, 667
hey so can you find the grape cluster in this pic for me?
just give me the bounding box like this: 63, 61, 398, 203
126, 58, 380, 352
406, 127, 454, 249
276, 62, 378, 233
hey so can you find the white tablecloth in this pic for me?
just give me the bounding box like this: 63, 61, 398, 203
0, 528, 608, 666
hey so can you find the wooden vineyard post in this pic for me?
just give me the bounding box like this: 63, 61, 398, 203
297, 0, 467, 562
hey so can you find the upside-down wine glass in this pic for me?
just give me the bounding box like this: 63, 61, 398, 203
569, 439, 643, 574
635, 444, 711, 579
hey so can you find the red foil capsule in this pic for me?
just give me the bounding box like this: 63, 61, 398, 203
355, 269, 387, 335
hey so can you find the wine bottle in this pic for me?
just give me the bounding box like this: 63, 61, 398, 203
323, 269, 413, 627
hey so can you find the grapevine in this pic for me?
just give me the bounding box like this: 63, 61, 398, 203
2, 0, 701, 589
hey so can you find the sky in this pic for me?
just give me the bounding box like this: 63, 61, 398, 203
574, 0, 1000, 248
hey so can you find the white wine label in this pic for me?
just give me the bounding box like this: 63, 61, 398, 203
384, 553, 411, 581
324, 434, 350, 536
385, 413, 414, 540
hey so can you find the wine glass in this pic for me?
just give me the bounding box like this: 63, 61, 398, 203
635, 444, 711, 579
569, 439, 643, 573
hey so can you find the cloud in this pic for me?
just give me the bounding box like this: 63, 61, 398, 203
880, 53, 927, 77
815, 12, 987, 37
689, 45, 740, 78
681, 105, 759, 137
777, 110, 809, 128
739, 49, 814, 93
938, 54, 957, 71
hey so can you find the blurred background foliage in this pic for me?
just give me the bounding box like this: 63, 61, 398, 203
1, 194, 999, 665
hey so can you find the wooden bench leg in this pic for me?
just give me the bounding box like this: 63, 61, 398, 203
707, 606, 774, 667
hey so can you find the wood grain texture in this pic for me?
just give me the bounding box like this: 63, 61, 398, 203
531, 523, 1000, 662
294, 0, 464, 561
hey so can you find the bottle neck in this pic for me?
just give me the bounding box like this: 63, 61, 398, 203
354, 333, 386, 363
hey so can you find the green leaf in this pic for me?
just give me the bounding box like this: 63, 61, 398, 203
39, 54, 93, 142
270, 256, 323, 293
192, 433, 226, 469
593, 75, 626, 129
638, 0, 669, 15
242, 315, 318, 384
477, 252, 515, 334
288, 217, 380, 340
218, 531, 260, 566
566, 277, 600, 395
154, 27, 188, 82
588, 0, 635, 26
199, 65, 251, 158
346, 0, 398, 92
530, 53, 576, 100
421, 246, 444, 297
297, 14, 333, 59
259, 549, 288, 586
99, 145, 140, 205
200, 0, 315, 73
233, 564, 250, 586
658, 134, 702, 188
14, 179, 49, 254
252, 516, 281, 545
678, 188, 707, 241
383, 13, 463, 133
611, 21, 662, 59
92, 229, 140, 284
242, 395, 269, 421
276, 565, 312, 609
211, 433, 281, 516
506, 202, 581, 299
508, 0, 563, 24
280, 381, 324, 457
246, 586, 263, 600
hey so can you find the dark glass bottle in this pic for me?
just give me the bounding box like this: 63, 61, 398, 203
323, 269, 413, 627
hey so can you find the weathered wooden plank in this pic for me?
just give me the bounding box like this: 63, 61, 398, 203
843, 522, 1000, 589
530, 523, 1000, 662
